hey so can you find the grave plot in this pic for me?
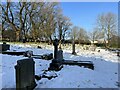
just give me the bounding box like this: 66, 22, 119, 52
1, 44, 53, 60
48, 39, 64, 71
62, 60, 94, 70
2, 51, 27, 56
1, 42, 119, 88
35, 39, 94, 83
48, 39, 94, 71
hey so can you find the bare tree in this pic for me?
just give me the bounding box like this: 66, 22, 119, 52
77, 28, 88, 45
41, 2, 59, 44
71, 26, 79, 54
89, 27, 104, 44
1, 2, 31, 41
96, 12, 117, 48
28, 2, 59, 42
1, 1, 70, 43
0, 2, 20, 41
27, 2, 45, 41
56, 10, 72, 49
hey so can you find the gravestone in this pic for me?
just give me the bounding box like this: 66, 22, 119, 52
22, 37, 26, 43
0, 42, 10, 52
53, 39, 59, 59
72, 40, 76, 55
89, 45, 96, 51
15, 58, 37, 90
49, 39, 63, 71
23, 50, 33, 58
117, 52, 120, 57
57, 49, 63, 60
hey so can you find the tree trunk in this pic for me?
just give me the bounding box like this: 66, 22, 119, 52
15, 31, 20, 42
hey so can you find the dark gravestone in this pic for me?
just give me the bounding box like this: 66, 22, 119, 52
15, 58, 37, 90
49, 39, 63, 71
22, 37, 26, 43
117, 52, 120, 57
72, 40, 76, 55
57, 50, 63, 60
53, 39, 59, 59
23, 50, 33, 58
0, 42, 10, 52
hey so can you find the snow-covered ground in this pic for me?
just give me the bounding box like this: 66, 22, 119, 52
0, 43, 120, 89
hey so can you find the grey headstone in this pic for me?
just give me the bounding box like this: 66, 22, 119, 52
57, 50, 63, 60
15, 58, 37, 90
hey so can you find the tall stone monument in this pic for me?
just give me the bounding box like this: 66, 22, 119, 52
72, 40, 76, 55
49, 39, 63, 71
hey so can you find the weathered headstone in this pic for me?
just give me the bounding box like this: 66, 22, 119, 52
0, 42, 10, 52
53, 39, 59, 59
15, 58, 37, 90
57, 49, 63, 60
49, 39, 63, 71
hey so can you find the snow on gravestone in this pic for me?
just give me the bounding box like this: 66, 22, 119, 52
15, 58, 37, 90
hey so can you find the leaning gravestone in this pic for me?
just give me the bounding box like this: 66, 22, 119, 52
15, 58, 37, 90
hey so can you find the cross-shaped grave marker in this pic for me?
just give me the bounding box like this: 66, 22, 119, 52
48, 38, 64, 71
48, 39, 94, 71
